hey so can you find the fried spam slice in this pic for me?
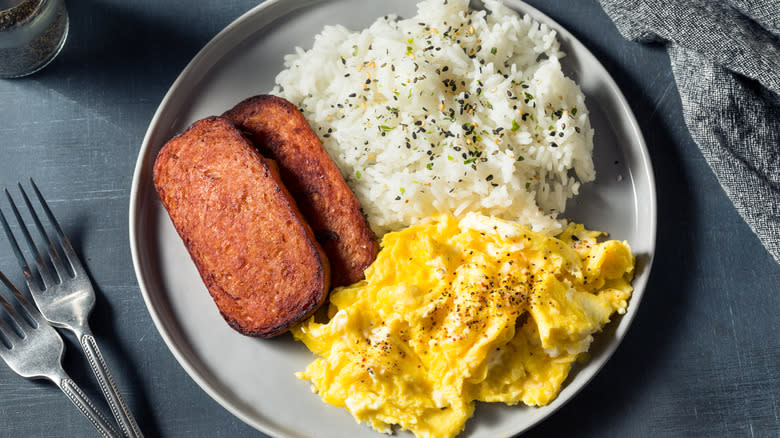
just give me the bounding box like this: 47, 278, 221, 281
153, 116, 330, 338
224, 95, 378, 287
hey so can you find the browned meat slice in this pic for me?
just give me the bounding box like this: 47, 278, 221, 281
153, 116, 330, 338
224, 95, 378, 287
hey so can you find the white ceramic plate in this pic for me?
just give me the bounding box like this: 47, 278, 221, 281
129, 1, 656, 437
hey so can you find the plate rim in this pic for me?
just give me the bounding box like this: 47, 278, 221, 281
128, 0, 657, 436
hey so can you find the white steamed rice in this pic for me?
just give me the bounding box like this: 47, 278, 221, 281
274, 0, 595, 236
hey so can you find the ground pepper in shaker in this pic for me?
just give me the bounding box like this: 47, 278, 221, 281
0, 0, 68, 78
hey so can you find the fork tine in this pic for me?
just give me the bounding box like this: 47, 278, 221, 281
28, 179, 84, 275
0, 283, 20, 346
0, 300, 17, 350
18, 182, 71, 281
0, 208, 37, 292
0, 310, 13, 347
3, 188, 57, 289
0, 271, 39, 329
0, 271, 38, 349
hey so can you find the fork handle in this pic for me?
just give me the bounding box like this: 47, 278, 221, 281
80, 334, 145, 438
60, 378, 123, 438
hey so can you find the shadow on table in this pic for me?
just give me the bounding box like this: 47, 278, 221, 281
12, 0, 236, 121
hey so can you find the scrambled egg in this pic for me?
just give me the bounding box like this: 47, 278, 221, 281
292, 213, 634, 438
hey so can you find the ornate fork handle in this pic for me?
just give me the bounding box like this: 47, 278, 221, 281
79, 330, 144, 438
58, 377, 122, 438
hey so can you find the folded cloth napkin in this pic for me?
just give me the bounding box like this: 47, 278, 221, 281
600, 0, 780, 265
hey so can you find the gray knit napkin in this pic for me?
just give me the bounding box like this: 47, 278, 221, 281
600, 0, 780, 265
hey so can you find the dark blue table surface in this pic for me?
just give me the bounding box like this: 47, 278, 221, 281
0, 1, 778, 437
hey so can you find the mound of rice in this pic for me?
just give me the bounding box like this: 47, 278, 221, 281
274, 0, 594, 236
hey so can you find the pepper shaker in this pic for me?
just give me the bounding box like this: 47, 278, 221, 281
0, 0, 68, 78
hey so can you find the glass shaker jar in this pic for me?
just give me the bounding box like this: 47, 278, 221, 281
0, 0, 68, 78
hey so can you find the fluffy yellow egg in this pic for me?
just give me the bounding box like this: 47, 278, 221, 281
292, 213, 634, 438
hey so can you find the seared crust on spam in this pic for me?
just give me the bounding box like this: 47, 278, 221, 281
153, 116, 330, 338
224, 95, 378, 287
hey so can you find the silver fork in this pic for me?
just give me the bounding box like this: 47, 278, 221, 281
0, 179, 143, 438
0, 271, 121, 438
